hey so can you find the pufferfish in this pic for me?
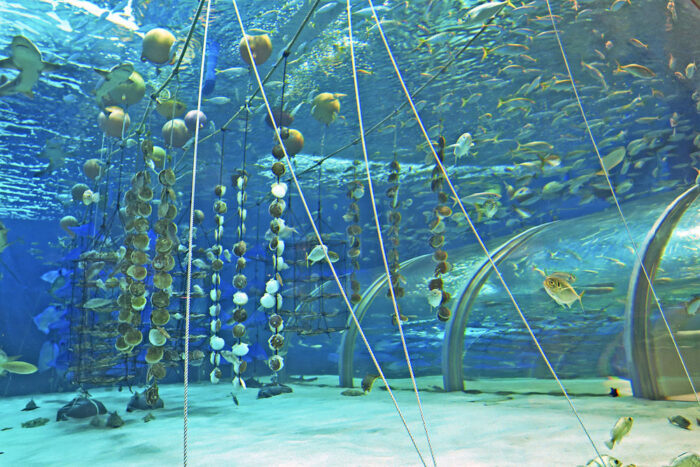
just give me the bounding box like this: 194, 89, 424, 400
543, 275, 584, 310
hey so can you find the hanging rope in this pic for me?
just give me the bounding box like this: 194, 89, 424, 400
543, 0, 699, 407
297, 15, 496, 177
183, 0, 212, 464
345, 1, 435, 464
230, 1, 426, 464
365, 0, 606, 462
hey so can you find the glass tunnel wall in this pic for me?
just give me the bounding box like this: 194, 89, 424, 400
345, 192, 699, 395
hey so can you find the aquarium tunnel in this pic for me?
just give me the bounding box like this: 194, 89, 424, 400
0, 0, 698, 465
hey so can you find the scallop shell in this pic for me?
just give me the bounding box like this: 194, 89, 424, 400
260, 292, 275, 309
209, 335, 225, 351
149, 328, 167, 346
271, 182, 288, 199
209, 289, 221, 301
233, 291, 248, 306
231, 342, 249, 357
265, 279, 280, 294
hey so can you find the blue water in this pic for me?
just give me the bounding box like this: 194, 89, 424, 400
0, 0, 697, 406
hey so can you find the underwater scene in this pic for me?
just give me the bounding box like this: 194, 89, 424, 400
0, 0, 698, 465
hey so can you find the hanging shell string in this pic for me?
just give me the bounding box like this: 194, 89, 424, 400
386, 118, 403, 324
183, 0, 212, 464
365, 0, 604, 462
543, 0, 699, 406
208, 161, 226, 384
230, 96, 251, 390
209, 125, 229, 385
263, 53, 293, 381
230, 1, 426, 465
345, 1, 435, 465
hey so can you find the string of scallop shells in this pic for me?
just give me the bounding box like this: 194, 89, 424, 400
261, 148, 289, 379
386, 153, 405, 325
114, 170, 153, 361
142, 166, 179, 380
228, 162, 251, 390
345, 163, 364, 305
207, 179, 226, 384
427, 136, 453, 323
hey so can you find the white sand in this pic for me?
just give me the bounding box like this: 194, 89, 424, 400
0, 376, 697, 466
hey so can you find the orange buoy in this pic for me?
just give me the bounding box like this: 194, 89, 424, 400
311, 93, 344, 125
99, 106, 130, 138
162, 119, 190, 148
239, 34, 272, 66
142, 28, 176, 64
282, 129, 304, 156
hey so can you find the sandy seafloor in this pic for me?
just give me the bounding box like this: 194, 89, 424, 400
0, 376, 698, 466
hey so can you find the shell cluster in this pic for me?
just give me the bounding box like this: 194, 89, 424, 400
141, 166, 180, 371
262, 133, 290, 376
229, 170, 250, 389
385, 158, 407, 324
428, 137, 452, 322
115, 170, 156, 357
345, 175, 364, 305
208, 184, 227, 384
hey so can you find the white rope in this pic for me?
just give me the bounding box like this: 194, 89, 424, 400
346, 0, 436, 464
365, 0, 605, 461
183, 0, 212, 464
230, 1, 427, 464
543, 0, 699, 407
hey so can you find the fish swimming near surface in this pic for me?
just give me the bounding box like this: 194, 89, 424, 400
34, 138, 68, 177
0, 221, 11, 253
543, 275, 584, 310
0, 36, 59, 98
93, 62, 134, 107
460, 0, 513, 27
451, 132, 475, 160
454, 191, 501, 206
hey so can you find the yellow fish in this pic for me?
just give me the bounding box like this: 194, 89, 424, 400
155, 98, 187, 118
543, 275, 584, 310
0, 220, 9, 253
0, 349, 38, 376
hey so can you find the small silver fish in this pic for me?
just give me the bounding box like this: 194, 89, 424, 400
605, 416, 633, 449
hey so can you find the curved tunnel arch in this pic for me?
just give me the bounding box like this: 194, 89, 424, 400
624, 184, 700, 400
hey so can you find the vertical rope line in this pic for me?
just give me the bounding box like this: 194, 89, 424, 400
183, 0, 212, 464
543, 0, 699, 406
279, 54, 288, 128
230, 1, 426, 464
366, 0, 605, 461
346, 1, 435, 465
242, 75, 252, 168
218, 129, 226, 187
